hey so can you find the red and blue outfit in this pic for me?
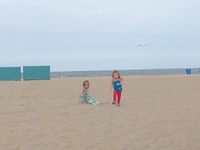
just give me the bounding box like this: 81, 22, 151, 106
112, 79, 122, 105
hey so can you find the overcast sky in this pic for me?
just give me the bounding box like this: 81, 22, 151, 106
0, 0, 200, 71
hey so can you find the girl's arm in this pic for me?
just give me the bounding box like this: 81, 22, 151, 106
110, 80, 113, 92
119, 78, 123, 85
83, 89, 87, 103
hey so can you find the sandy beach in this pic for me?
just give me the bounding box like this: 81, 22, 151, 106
0, 75, 200, 150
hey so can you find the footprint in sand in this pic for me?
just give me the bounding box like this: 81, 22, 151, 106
20, 96, 28, 98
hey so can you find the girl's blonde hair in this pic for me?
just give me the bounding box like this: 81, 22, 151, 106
83, 80, 89, 87
112, 70, 121, 78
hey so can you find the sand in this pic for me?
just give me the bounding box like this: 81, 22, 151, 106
0, 75, 200, 150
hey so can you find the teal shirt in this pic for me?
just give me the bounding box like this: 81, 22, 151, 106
113, 80, 122, 92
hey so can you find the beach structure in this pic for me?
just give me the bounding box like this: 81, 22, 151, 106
186, 69, 191, 75
0, 67, 21, 81
23, 66, 50, 80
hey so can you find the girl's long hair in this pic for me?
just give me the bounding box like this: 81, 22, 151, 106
112, 70, 120, 78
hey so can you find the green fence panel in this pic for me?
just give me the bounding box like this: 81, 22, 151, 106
23, 66, 50, 80
0, 67, 21, 81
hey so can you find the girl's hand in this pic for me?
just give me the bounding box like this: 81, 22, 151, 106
118, 82, 122, 86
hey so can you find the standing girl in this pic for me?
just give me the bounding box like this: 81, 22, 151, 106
110, 70, 123, 106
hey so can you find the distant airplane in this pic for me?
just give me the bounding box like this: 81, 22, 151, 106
138, 44, 149, 47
